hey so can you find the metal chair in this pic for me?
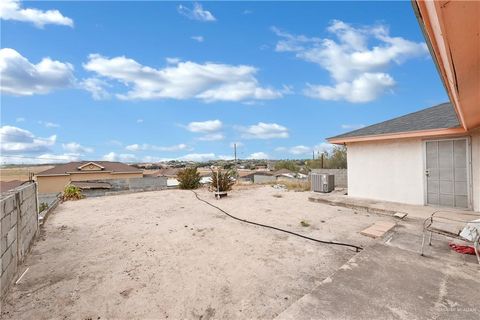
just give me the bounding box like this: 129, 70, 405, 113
421, 210, 480, 264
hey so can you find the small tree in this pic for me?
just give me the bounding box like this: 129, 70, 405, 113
327, 145, 347, 169
177, 167, 201, 189
274, 160, 299, 172
210, 169, 235, 192
63, 185, 84, 201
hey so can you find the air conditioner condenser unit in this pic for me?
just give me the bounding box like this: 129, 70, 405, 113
311, 173, 335, 193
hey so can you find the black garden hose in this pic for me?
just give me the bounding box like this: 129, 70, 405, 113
191, 190, 363, 252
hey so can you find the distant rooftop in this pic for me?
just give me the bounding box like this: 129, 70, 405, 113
328, 103, 460, 140
36, 161, 142, 176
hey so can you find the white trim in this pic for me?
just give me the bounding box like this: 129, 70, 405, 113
111, 171, 143, 174
77, 162, 105, 170
423, 136, 472, 210
35, 173, 69, 177
66, 171, 112, 175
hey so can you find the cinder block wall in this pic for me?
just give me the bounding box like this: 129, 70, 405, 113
311, 169, 348, 188
81, 177, 168, 197
0, 183, 39, 299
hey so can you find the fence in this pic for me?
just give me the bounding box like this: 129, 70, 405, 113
1, 182, 39, 299
79, 176, 168, 197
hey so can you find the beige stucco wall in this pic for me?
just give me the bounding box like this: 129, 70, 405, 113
37, 172, 143, 193
347, 134, 479, 212
347, 138, 425, 205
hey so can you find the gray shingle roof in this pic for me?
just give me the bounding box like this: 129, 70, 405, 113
328, 102, 460, 140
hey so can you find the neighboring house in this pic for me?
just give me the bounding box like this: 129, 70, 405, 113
274, 169, 308, 180
327, 1, 479, 212
238, 171, 276, 184
35, 161, 143, 193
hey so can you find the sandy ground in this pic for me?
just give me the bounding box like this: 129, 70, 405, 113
1, 186, 395, 319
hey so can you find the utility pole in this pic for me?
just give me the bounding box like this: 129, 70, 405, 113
312, 151, 315, 160
234, 143, 237, 163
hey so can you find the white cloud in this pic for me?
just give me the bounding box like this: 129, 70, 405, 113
62, 142, 94, 154
166, 57, 181, 65
0, 0, 73, 28
230, 142, 244, 148
289, 145, 311, 155
273, 20, 428, 103
191, 35, 204, 43
0, 125, 56, 154
125, 143, 190, 152
79, 77, 111, 100
275, 145, 312, 155
178, 153, 217, 162
38, 121, 60, 128
0, 153, 81, 165
0, 48, 75, 96
186, 120, 225, 141
177, 3, 216, 22
275, 143, 334, 156
218, 154, 234, 160
16, 117, 25, 123
102, 152, 136, 162
314, 142, 334, 153
240, 122, 289, 139
248, 152, 269, 160
186, 120, 223, 133
197, 133, 224, 141
136, 119, 144, 124
341, 124, 365, 130
304, 73, 395, 103
83, 54, 282, 102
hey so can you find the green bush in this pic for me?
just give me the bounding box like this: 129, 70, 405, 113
274, 160, 299, 172
39, 202, 49, 213
177, 167, 201, 189
210, 169, 235, 192
63, 185, 84, 201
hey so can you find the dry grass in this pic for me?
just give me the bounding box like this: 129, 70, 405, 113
0, 165, 54, 181
281, 180, 311, 192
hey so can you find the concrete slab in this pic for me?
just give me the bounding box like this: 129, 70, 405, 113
309, 192, 479, 221
277, 243, 480, 320
360, 221, 396, 238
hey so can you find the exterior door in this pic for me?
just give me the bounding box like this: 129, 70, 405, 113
425, 138, 470, 208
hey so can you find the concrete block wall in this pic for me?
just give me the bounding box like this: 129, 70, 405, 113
81, 177, 168, 197
311, 169, 348, 188
0, 183, 39, 299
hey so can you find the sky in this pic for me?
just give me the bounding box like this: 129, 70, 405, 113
0, 0, 448, 164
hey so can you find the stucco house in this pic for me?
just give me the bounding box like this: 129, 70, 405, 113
35, 161, 143, 193
328, 103, 479, 211
327, 1, 479, 212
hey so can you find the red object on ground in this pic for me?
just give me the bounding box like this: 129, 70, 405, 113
449, 243, 476, 255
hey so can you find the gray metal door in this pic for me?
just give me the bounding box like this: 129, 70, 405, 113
425, 139, 469, 208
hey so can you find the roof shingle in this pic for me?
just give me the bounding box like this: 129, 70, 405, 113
36, 161, 142, 176
328, 103, 460, 140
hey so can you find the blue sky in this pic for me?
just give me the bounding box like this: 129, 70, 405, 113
0, 1, 448, 163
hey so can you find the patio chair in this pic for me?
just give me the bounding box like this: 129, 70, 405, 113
421, 210, 480, 264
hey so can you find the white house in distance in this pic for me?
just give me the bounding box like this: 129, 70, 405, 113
328, 0, 479, 212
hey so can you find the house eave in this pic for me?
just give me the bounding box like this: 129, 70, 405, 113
328, 127, 467, 144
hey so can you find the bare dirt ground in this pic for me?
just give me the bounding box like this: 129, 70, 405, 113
1, 186, 394, 319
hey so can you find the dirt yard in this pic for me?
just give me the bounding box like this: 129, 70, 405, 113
1, 186, 394, 319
